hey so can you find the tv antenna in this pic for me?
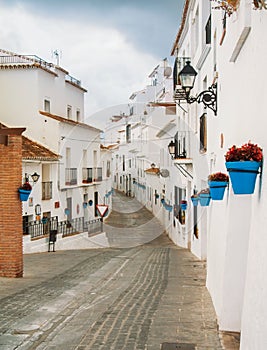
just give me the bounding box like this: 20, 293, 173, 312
52, 49, 62, 66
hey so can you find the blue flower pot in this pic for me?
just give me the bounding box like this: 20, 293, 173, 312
18, 189, 31, 201
199, 193, 211, 206
208, 181, 228, 200
181, 203, 187, 210
191, 197, 199, 207
225, 161, 261, 194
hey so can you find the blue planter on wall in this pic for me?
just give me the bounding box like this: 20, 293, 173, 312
225, 161, 261, 194
191, 197, 199, 207
199, 193, 211, 207
208, 181, 228, 200
18, 189, 31, 201
180, 201, 187, 210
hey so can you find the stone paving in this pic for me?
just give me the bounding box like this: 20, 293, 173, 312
0, 191, 235, 350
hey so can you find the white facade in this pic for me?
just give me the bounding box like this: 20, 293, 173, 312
172, 0, 267, 348
0, 50, 112, 234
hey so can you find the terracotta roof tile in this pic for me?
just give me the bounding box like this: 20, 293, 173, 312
22, 136, 60, 161
145, 167, 160, 175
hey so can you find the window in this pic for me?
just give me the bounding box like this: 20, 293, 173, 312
200, 113, 207, 153
205, 16, 211, 44
106, 160, 111, 177
67, 105, 72, 119
126, 124, 131, 143
76, 109, 81, 122
174, 186, 186, 225
122, 155, 125, 171
44, 99, 50, 113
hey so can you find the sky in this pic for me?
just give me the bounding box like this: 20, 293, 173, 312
0, 0, 184, 128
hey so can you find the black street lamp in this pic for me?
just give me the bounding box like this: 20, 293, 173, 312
179, 61, 217, 115
168, 140, 176, 159
31, 172, 40, 183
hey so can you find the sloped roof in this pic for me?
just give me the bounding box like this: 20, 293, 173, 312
39, 110, 102, 133
22, 136, 60, 161
0, 122, 60, 161
145, 167, 160, 175
171, 0, 190, 55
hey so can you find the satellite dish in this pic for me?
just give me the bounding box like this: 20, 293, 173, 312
164, 67, 172, 77
160, 169, 169, 178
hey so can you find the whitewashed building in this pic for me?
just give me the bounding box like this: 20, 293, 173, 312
105, 59, 176, 216
0, 49, 112, 249
171, 0, 267, 348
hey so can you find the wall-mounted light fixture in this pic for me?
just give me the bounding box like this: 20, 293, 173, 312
168, 140, 176, 159
179, 61, 217, 115
31, 172, 40, 183
25, 172, 40, 184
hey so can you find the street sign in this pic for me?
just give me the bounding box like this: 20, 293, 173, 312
96, 204, 109, 217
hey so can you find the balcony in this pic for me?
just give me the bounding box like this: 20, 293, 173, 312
173, 57, 191, 101
82, 168, 93, 184
173, 131, 191, 160
65, 168, 77, 186
93, 167, 102, 182
42, 181, 52, 200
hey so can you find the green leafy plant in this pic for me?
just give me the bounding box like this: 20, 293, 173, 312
208, 172, 229, 182
225, 142, 263, 162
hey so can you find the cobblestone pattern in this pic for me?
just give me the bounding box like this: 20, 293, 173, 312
0, 249, 123, 335
76, 247, 169, 350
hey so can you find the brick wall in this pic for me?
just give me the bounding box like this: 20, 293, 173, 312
0, 128, 25, 277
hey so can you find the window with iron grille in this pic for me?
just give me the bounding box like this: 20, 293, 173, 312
42, 181, 52, 200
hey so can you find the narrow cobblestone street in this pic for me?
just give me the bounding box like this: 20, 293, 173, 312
0, 192, 225, 350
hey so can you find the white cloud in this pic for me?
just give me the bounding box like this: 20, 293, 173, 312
0, 3, 159, 127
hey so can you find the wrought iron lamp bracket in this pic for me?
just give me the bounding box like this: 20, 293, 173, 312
186, 83, 217, 116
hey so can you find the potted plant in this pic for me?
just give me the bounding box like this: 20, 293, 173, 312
180, 200, 187, 210
198, 188, 211, 207
208, 172, 229, 200
225, 142, 263, 194
18, 182, 32, 201
211, 0, 240, 16
191, 194, 199, 207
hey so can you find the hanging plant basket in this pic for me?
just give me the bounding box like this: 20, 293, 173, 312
208, 172, 229, 200
191, 196, 199, 207
18, 188, 31, 201
209, 181, 228, 200
199, 193, 211, 207
18, 181, 32, 201
225, 142, 263, 194
225, 161, 261, 194
198, 189, 211, 207
180, 200, 187, 210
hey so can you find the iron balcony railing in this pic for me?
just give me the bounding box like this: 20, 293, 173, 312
26, 216, 103, 239
0, 55, 53, 69
42, 181, 52, 200
65, 74, 81, 87
87, 218, 102, 236
27, 216, 58, 239
65, 168, 77, 185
